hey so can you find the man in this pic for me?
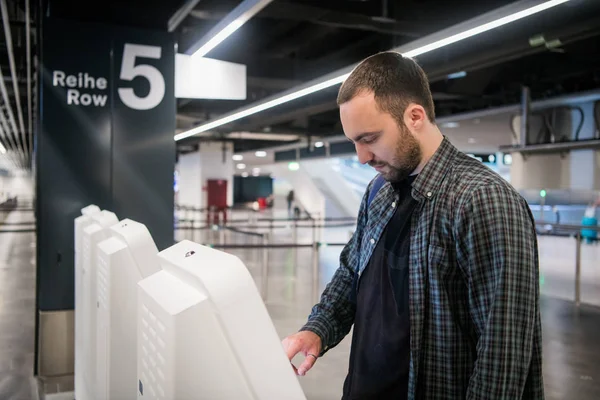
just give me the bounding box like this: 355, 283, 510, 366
282, 52, 544, 399
287, 190, 295, 215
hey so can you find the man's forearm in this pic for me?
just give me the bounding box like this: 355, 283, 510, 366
300, 265, 356, 354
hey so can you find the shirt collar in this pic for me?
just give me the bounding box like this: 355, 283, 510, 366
411, 136, 458, 202
391, 173, 418, 193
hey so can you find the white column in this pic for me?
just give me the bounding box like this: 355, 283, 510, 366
176, 142, 235, 209
176, 151, 202, 209
510, 152, 570, 191
199, 142, 235, 208
569, 102, 599, 190
509, 107, 573, 191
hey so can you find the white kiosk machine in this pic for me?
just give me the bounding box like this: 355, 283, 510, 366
74, 204, 101, 400
95, 219, 161, 400
137, 240, 306, 400
79, 210, 119, 400
75, 205, 101, 274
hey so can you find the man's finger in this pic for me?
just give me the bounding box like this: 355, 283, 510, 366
297, 353, 318, 376
282, 339, 302, 361
290, 363, 299, 375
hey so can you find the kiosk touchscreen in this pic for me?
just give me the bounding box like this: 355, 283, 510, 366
78, 210, 119, 400
136, 240, 306, 400
95, 219, 161, 400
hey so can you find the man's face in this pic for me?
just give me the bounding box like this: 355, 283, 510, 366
340, 91, 422, 182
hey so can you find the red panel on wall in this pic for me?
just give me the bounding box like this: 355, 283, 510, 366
207, 179, 227, 208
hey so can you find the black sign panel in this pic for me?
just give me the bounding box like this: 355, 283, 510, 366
37, 19, 175, 311
110, 28, 176, 254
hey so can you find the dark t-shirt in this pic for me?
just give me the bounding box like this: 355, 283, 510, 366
342, 175, 418, 400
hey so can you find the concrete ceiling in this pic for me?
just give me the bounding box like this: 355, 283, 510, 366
174, 0, 600, 153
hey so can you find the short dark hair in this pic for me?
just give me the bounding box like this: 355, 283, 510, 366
337, 52, 435, 123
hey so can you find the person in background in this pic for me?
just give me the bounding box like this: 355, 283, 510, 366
282, 52, 544, 399
287, 190, 295, 216
581, 198, 599, 244
266, 194, 275, 208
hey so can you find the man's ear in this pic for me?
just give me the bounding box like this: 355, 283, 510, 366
404, 104, 427, 131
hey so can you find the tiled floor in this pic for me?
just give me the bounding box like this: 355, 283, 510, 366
1, 206, 599, 399
0, 206, 37, 400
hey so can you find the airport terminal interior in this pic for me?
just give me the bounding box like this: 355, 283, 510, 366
1, 0, 600, 399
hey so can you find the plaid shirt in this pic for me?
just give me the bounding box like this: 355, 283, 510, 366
301, 137, 544, 399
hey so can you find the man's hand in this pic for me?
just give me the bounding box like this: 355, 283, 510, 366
282, 331, 322, 376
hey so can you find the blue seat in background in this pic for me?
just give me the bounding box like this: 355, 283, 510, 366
581, 216, 598, 243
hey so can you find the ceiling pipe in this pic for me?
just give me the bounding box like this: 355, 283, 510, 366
0, 105, 17, 152
382, 0, 389, 19
26, 0, 32, 161
168, 0, 202, 32
0, 0, 27, 164
500, 138, 600, 154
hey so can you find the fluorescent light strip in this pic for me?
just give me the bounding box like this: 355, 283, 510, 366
174, 74, 348, 141
0, 141, 6, 154
403, 0, 570, 58
190, 0, 273, 59
193, 20, 244, 58
175, 0, 569, 141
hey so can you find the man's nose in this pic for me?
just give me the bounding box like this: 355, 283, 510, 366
355, 143, 373, 165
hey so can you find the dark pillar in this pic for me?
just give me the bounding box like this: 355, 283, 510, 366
36, 17, 175, 376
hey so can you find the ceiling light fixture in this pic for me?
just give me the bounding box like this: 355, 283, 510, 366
255, 150, 267, 157
189, 0, 274, 59
232, 154, 243, 161
192, 20, 244, 58
174, 0, 570, 141
174, 74, 347, 141
314, 141, 324, 148
447, 71, 467, 79
241, 172, 249, 177
442, 122, 460, 129
0, 141, 6, 154
236, 163, 246, 169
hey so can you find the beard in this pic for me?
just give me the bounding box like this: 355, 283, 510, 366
370, 124, 422, 182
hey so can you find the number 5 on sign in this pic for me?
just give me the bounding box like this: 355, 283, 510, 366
118, 44, 165, 110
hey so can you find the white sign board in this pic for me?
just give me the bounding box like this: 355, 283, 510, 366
175, 54, 246, 100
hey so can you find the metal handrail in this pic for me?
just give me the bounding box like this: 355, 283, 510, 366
0, 229, 36, 233
201, 220, 598, 306
175, 216, 356, 223
175, 221, 356, 230
534, 221, 600, 232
